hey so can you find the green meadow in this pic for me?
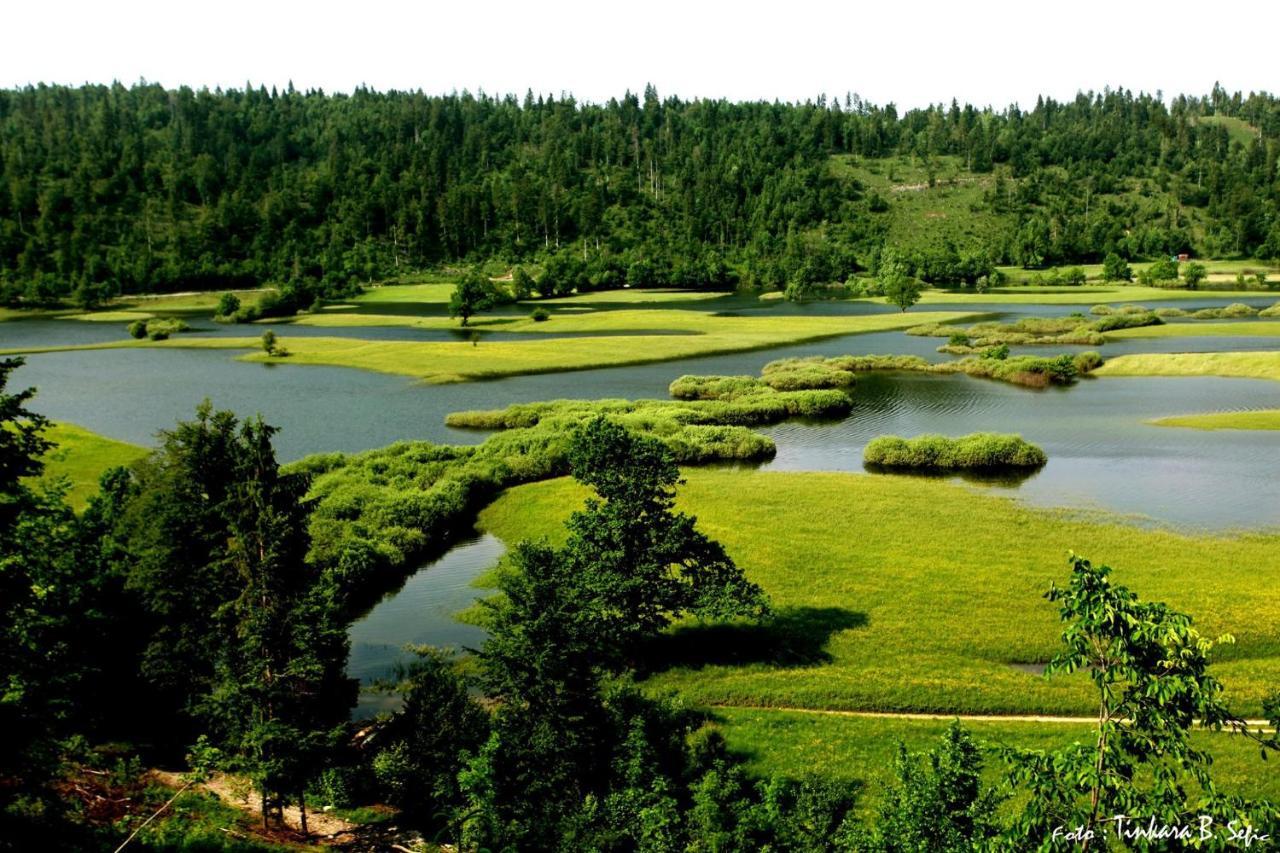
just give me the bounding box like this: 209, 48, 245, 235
712, 708, 1280, 813
478, 469, 1280, 717
36, 422, 147, 509
1151, 409, 1280, 431
1094, 351, 1280, 381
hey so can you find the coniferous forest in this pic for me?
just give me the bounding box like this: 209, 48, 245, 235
3, 82, 1280, 304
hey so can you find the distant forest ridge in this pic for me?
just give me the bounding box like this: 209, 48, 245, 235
2, 81, 1278, 301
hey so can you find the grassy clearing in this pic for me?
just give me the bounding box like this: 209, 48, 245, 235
346, 282, 457, 305
479, 469, 1280, 717
1094, 351, 1280, 382
1105, 319, 1280, 339
713, 708, 1280, 812
36, 422, 147, 509
1150, 409, 1280, 431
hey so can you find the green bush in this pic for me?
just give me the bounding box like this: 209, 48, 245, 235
1260, 301, 1280, 317
864, 432, 1047, 471
530, 307, 550, 322
127, 319, 148, 338
1072, 351, 1103, 373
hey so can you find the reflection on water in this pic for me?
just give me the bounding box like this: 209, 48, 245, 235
347, 531, 501, 716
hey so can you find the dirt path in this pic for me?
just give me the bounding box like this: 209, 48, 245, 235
151, 770, 359, 842
711, 705, 1273, 729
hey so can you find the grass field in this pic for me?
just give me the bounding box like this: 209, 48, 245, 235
712, 708, 1280, 811
478, 469, 1280, 717
36, 422, 147, 509
1094, 351, 1280, 382
1106, 320, 1280, 339
1150, 409, 1280, 431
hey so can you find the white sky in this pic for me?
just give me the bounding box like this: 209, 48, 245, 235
6, 0, 1279, 110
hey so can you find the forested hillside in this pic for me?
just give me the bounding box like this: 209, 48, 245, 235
2, 82, 1279, 301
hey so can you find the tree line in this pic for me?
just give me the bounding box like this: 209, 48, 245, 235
3, 83, 1280, 306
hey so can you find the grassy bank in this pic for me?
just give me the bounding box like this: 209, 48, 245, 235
478, 469, 1280, 717
1094, 351, 1280, 381
713, 708, 1280, 813
35, 422, 147, 509
1105, 319, 1280, 339
1150, 409, 1280, 431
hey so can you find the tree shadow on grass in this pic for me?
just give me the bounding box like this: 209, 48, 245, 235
637, 606, 867, 676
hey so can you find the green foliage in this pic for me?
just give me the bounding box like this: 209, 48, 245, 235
127, 319, 148, 339
856, 723, 1003, 852
215, 292, 241, 318
511, 266, 536, 300
260, 329, 277, 355
863, 433, 1047, 471
530, 306, 550, 322
0, 358, 81, 839
1137, 256, 1181, 284
448, 269, 500, 326
559, 417, 769, 653
1072, 351, 1103, 373
369, 648, 488, 825
879, 250, 923, 311
1003, 554, 1275, 847
1183, 260, 1208, 289
1102, 252, 1132, 282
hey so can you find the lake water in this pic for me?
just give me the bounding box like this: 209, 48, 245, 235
4, 297, 1278, 700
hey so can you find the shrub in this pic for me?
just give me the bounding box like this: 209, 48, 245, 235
127, 319, 148, 339
215, 292, 241, 318
530, 307, 550, 322
1136, 257, 1179, 285
1072, 351, 1103, 374
1260, 301, 1280, 317
1089, 305, 1114, 316
863, 432, 1047, 470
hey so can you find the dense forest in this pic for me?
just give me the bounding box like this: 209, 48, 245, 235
2, 82, 1280, 304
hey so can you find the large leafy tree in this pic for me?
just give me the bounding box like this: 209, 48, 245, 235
562, 416, 770, 662
448, 269, 500, 326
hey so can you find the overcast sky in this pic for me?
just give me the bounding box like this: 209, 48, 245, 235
6, 1, 1279, 110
